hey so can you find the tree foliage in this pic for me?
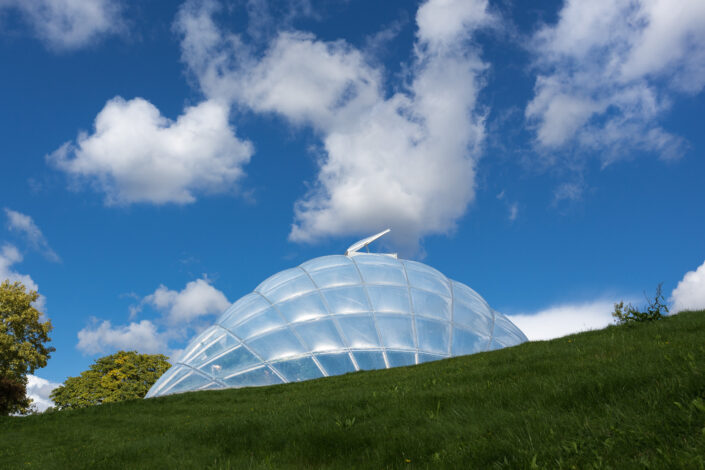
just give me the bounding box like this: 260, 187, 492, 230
612, 283, 669, 325
0, 280, 53, 415
50, 350, 171, 409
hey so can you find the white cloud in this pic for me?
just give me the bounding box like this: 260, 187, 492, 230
553, 181, 584, 204
0, 244, 39, 293
49, 97, 253, 205
144, 278, 230, 324
507, 300, 616, 341
78, 278, 230, 357
77, 319, 170, 355
4, 208, 60, 262
244, 0, 317, 42
526, 0, 705, 163
416, 0, 495, 49
0, 0, 123, 51
507, 202, 518, 222
176, 0, 494, 251
670, 260, 705, 313
0, 244, 47, 312
26, 375, 60, 412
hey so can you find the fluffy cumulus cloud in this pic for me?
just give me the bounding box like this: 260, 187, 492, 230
4, 208, 60, 262
0, 0, 123, 50
507, 300, 617, 341
26, 375, 60, 412
143, 278, 231, 324
49, 97, 253, 205
526, 0, 705, 164
176, 0, 493, 251
670, 260, 705, 313
77, 278, 230, 356
77, 319, 170, 355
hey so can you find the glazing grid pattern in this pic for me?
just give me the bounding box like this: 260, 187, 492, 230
146, 254, 528, 398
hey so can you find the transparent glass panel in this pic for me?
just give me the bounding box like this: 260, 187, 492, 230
186, 328, 240, 367
163, 370, 211, 395
147, 365, 188, 398
276, 292, 328, 323
452, 281, 492, 316
367, 286, 410, 313
199, 345, 260, 379
410, 288, 451, 321
352, 350, 386, 370
386, 351, 416, 367
178, 327, 221, 364
453, 300, 493, 334
376, 314, 415, 350
199, 382, 222, 391
353, 254, 399, 266
271, 356, 324, 383
264, 274, 316, 303
403, 260, 445, 277
255, 267, 303, 294
322, 286, 370, 314
223, 366, 283, 388
488, 338, 506, 351
451, 327, 489, 356
245, 328, 305, 361
300, 255, 352, 272
219, 294, 270, 329
405, 267, 451, 297
417, 353, 446, 364
294, 318, 346, 352
357, 263, 407, 286
230, 307, 286, 340
492, 312, 528, 344
315, 352, 357, 375
336, 314, 380, 348
416, 318, 450, 355
309, 265, 361, 288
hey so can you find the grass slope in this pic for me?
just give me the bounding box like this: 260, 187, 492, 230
2, 311, 705, 469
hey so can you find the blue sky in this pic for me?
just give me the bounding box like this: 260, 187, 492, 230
1, 0, 704, 408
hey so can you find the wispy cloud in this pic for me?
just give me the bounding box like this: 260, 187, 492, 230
4, 208, 60, 262
526, 0, 705, 165
0, 0, 124, 51
496, 190, 519, 222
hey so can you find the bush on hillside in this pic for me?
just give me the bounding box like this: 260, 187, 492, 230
612, 283, 669, 324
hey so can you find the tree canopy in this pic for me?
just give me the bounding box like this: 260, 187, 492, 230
0, 280, 53, 415
50, 350, 171, 409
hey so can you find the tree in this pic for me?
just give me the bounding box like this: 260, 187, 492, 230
612, 283, 669, 325
0, 280, 54, 415
50, 350, 171, 409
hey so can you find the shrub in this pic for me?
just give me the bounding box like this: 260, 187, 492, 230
612, 283, 669, 325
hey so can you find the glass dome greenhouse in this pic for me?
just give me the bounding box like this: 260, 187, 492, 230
146, 231, 528, 398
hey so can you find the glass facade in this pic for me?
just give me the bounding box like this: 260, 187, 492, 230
146, 254, 528, 398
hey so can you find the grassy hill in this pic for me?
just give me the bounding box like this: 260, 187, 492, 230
2, 310, 704, 469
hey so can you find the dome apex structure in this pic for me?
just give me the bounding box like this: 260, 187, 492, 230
146, 231, 528, 398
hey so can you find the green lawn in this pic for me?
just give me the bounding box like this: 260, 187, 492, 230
2, 310, 704, 469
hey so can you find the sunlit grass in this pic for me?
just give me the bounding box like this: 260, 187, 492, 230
2, 310, 704, 469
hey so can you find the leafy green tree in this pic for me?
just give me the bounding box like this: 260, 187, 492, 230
612, 283, 669, 325
50, 350, 171, 409
0, 280, 54, 415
